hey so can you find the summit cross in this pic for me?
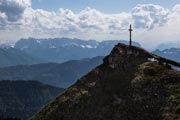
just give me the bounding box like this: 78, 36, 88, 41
128, 24, 133, 46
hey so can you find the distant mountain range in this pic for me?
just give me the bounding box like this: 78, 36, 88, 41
0, 56, 103, 88
0, 48, 42, 68
153, 48, 180, 62
0, 80, 64, 120
157, 41, 180, 50
1, 38, 180, 68
14, 38, 141, 63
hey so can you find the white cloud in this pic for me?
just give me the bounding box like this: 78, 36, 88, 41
172, 4, 180, 12
131, 4, 169, 29
0, 0, 31, 22
0, 1, 179, 50
17, 6, 131, 41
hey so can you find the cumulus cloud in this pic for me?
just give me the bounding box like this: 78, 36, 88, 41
19, 7, 131, 40
0, 0, 24, 22
0, 0, 30, 22
172, 4, 180, 12
131, 4, 169, 29
0, 1, 179, 49
78, 7, 131, 33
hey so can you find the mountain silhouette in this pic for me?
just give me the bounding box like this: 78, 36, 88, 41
30, 43, 180, 120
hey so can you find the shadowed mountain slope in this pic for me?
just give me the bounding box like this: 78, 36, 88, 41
0, 56, 103, 88
30, 43, 180, 120
0, 80, 64, 120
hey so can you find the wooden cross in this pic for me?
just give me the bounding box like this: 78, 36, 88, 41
128, 24, 133, 46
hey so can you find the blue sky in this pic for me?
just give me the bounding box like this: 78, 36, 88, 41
32, 0, 180, 13
0, 0, 180, 49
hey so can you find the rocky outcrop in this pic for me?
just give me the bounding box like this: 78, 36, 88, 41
30, 43, 180, 120
103, 44, 152, 69
104, 43, 180, 69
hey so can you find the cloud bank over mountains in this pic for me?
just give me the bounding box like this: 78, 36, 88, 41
0, 0, 180, 49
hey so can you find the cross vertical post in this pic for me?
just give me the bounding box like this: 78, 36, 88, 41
128, 24, 133, 46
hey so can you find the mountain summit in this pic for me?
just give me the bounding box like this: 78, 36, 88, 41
30, 43, 180, 120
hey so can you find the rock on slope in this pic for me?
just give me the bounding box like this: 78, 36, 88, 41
30, 43, 180, 120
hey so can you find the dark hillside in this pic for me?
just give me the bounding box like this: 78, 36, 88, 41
0, 80, 64, 120
30, 44, 180, 120
0, 56, 103, 88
